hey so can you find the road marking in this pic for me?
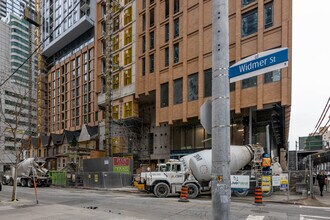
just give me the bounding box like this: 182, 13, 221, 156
300, 215, 330, 220
299, 205, 330, 211
246, 215, 264, 220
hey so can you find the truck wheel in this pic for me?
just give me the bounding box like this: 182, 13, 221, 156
21, 179, 27, 187
27, 179, 34, 188
153, 183, 170, 198
186, 183, 199, 199
233, 189, 249, 197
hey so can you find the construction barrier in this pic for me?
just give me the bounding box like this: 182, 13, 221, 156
178, 185, 189, 202
254, 187, 263, 205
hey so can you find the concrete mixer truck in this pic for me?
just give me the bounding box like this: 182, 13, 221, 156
140, 145, 268, 198
2, 158, 51, 187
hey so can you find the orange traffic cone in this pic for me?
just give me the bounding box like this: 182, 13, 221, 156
178, 185, 189, 202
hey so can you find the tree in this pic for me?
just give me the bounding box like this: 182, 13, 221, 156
0, 77, 35, 201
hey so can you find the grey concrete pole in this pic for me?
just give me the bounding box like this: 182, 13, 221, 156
212, 0, 230, 219
266, 125, 271, 156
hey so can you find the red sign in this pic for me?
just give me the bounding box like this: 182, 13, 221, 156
113, 157, 130, 166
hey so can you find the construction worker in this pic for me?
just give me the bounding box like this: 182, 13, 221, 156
262, 153, 271, 175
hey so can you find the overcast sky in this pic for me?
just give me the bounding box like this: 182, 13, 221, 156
289, 0, 330, 150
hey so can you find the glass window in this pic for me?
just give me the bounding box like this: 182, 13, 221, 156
264, 2, 274, 29
142, 14, 146, 31
124, 7, 132, 25
204, 69, 212, 97
241, 76, 257, 89
242, 9, 258, 37
242, 0, 256, 7
174, 18, 179, 38
124, 68, 132, 86
173, 43, 179, 63
142, 57, 146, 75
113, 16, 120, 31
150, 8, 155, 27
124, 102, 133, 118
264, 69, 281, 83
173, 78, 183, 104
150, 31, 155, 49
149, 54, 154, 73
124, 27, 132, 45
188, 73, 198, 101
161, 83, 169, 108
165, 0, 169, 18
112, 106, 119, 119
143, 0, 146, 9
124, 48, 132, 65
112, 74, 119, 89
165, 23, 169, 42
174, 0, 180, 14
142, 35, 146, 53
165, 47, 169, 67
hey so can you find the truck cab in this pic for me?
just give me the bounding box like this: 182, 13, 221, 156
141, 160, 188, 198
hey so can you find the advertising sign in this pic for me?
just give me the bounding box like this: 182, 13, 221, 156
262, 176, 271, 192
113, 157, 130, 174
280, 173, 289, 190
230, 175, 250, 189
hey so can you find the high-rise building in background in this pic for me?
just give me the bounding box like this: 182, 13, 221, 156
0, 0, 37, 172
135, 0, 292, 169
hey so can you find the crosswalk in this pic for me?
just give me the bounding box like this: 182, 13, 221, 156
245, 206, 330, 220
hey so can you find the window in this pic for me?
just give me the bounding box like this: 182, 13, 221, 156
150, 8, 155, 27
124, 101, 133, 117
242, 9, 258, 37
142, 14, 146, 31
174, 0, 180, 14
165, 47, 169, 67
264, 2, 274, 29
112, 106, 119, 119
161, 83, 169, 108
264, 69, 281, 83
143, 0, 146, 9
142, 57, 146, 75
242, 76, 257, 89
165, 23, 169, 42
150, 0, 155, 4
112, 54, 119, 71
112, 74, 119, 89
150, 31, 155, 49
124, 68, 132, 86
204, 69, 212, 97
150, 54, 154, 73
124, 7, 132, 25
142, 35, 146, 53
124, 48, 132, 65
113, 35, 119, 51
165, 0, 169, 18
173, 43, 179, 63
173, 78, 183, 104
242, 0, 256, 7
124, 27, 132, 45
174, 18, 179, 38
113, 16, 120, 31
188, 73, 198, 101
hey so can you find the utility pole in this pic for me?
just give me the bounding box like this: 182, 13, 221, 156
212, 0, 230, 219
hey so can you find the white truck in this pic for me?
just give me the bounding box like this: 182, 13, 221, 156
2, 158, 51, 187
140, 145, 267, 198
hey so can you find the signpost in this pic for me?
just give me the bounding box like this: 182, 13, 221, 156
229, 48, 288, 82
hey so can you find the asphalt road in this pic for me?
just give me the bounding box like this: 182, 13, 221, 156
0, 186, 330, 220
